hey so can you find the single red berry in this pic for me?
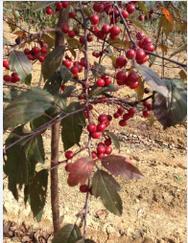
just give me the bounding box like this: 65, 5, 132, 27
24, 48, 30, 55
45, 6, 53, 15
97, 144, 106, 154
96, 123, 106, 132
116, 70, 128, 85
3, 59, 9, 69
71, 66, 79, 76
117, 107, 124, 115
96, 78, 105, 87
136, 55, 149, 64
60, 84, 65, 91
129, 81, 139, 89
3, 75, 11, 82
90, 15, 99, 25
65, 150, 74, 160
128, 107, 136, 117
144, 43, 155, 52
122, 10, 129, 19
93, 2, 104, 12
62, 1, 69, 8
136, 32, 145, 40
101, 24, 110, 34
69, 11, 76, 18
61, 23, 69, 33
11, 72, 20, 83
138, 15, 145, 21
55, 2, 63, 11
91, 132, 101, 139
32, 47, 40, 56
119, 119, 127, 127
92, 51, 101, 58
136, 49, 146, 61
65, 163, 72, 172
68, 30, 76, 38
87, 33, 93, 42
114, 112, 120, 119
143, 110, 150, 118
143, 101, 152, 110
123, 113, 131, 121
105, 146, 112, 155
110, 25, 121, 36
41, 47, 47, 54
127, 71, 139, 84
107, 115, 112, 121
87, 124, 97, 133
63, 59, 72, 69
38, 55, 46, 63
97, 152, 105, 159
80, 185, 90, 193
126, 3, 135, 14
98, 114, 108, 123
104, 138, 112, 146
27, 53, 35, 61
126, 49, 136, 59
115, 55, 127, 68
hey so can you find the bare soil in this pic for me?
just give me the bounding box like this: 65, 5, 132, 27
3, 22, 186, 243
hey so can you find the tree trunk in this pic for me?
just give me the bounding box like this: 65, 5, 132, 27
51, 9, 68, 234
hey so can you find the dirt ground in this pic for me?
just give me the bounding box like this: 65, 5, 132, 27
3, 22, 187, 243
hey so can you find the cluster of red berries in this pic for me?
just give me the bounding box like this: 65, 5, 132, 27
142, 100, 152, 118
96, 75, 111, 87
92, 140, 112, 160
45, 2, 69, 15
3, 59, 20, 83
87, 114, 112, 140
113, 107, 136, 127
24, 42, 48, 63
138, 9, 154, 22
116, 69, 140, 89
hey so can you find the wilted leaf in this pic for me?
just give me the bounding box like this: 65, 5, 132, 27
92, 170, 122, 216
66, 157, 95, 187
61, 102, 85, 150
135, 64, 169, 97
108, 39, 130, 49
135, 78, 144, 101
4, 88, 54, 130
52, 224, 82, 243
153, 79, 187, 128
105, 131, 120, 151
42, 32, 55, 48
9, 51, 32, 83
42, 46, 65, 80
158, 44, 168, 54
101, 155, 143, 180
161, 7, 173, 23
179, 69, 187, 80
31, 2, 54, 11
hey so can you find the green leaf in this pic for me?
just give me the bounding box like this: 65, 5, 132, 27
42, 46, 65, 80
105, 131, 120, 151
4, 126, 45, 200
92, 170, 122, 216
44, 72, 62, 95
24, 73, 32, 85
153, 79, 187, 129
60, 65, 72, 83
52, 224, 82, 243
61, 86, 75, 98
61, 102, 85, 150
4, 88, 54, 131
29, 169, 48, 221
9, 51, 32, 83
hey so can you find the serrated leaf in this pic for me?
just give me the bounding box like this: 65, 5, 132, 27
105, 131, 120, 151
52, 224, 82, 243
61, 102, 85, 150
42, 46, 65, 80
9, 51, 32, 83
153, 79, 187, 128
135, 64, 169, 97
66, 157, 95, 187
92, 170, 122, 216
4, 88, 54, 131
101, 155, 143, 180
29, 169, 48, 221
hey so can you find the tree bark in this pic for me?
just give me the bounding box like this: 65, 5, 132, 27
51, 9, 68, 234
